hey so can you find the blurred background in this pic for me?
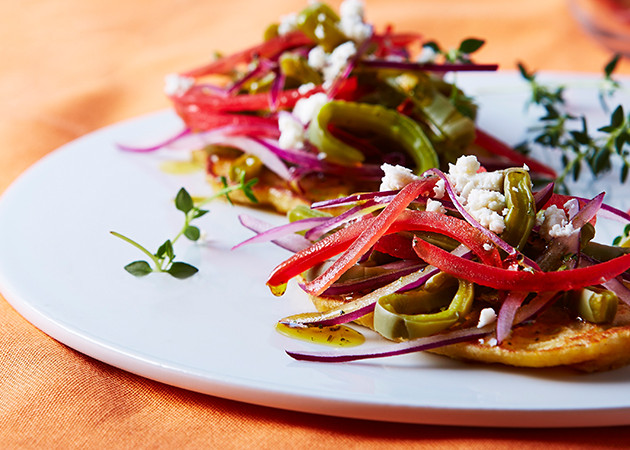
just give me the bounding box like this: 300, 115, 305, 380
2, 0, 629, 190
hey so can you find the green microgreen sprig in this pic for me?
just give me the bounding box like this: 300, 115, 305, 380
111, 173, 257, 279
516, 55, 629, 193
423, 38, 486, 64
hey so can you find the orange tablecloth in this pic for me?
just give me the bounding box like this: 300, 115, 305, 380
2, 0, 630, 447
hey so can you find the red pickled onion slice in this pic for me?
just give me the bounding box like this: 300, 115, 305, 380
233, 215, 330, 250
496, 291, 528, 344
287, 325, 494, 363
360, 59, 499, 73
117, 128, 191, 153
313, 261, 426, 296
236, 214, 311, 253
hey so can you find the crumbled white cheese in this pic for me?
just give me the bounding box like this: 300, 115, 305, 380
425, 198, 446, 214
446, 155, 506, 233
339, 19, 372, 44
297, 82, 317, 95
278, 111, 306, 149
477, 308, 497, 328
450, 169, 504, 200
323, 41, 357, 87
292, 92, 329, 125
279, 92, 329, 149
381, 155, 510, 234
483, 243, 493, 252
466, 189, 505, 213
466, 188, 506, 234
307, 46, 328, 71
164, 74, 195, 96
447, 155, 480, 199
339, 0, 364, 22
549, 222, 576, 239
308, 42, 357, 88
379, 163, 419, 191
478, 336, 498, 346
538, 204, 576, 241
469, 207, 506, 234
417, 46, 438, 64
278, 12, 298, 35
314, 23, 326, 40
433, 179, 446, 199
338, 0, 373, 43
384, 54, 407, 63
564, 198, 580, 219
448, 154, 480, 178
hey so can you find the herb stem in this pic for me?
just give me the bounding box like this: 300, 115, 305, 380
171, 212, 193, 246
110, 231, 165, 272
196, 183, 246, 207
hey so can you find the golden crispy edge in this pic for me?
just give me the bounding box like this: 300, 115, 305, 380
310, 294, 630, 372
202, 151, 379, 214
207, 172, 307, 215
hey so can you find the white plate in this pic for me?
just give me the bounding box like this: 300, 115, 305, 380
1, 73, 630, 428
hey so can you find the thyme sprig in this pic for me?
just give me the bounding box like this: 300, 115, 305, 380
112, 174, 257, 279
517, 55, 629, 193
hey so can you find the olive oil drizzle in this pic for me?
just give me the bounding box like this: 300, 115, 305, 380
159, 160, 204, 175
275, 322, 365, 347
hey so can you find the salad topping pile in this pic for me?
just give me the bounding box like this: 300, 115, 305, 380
237, 155, 630, 367
123, 0, 558, 212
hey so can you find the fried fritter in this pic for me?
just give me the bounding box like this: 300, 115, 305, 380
310, 294, 630, 372
201, 150, 378, 214
431, 302, 630, 372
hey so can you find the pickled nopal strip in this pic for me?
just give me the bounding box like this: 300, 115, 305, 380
374, 274, 474, 340
307, 100, 439, 172
383, 73, 476, 164
571, 287, 618, 324
279, 53, 323, 86
296, 2, 347, 52
501, 168, 536, 250
287, 204, 332, 222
